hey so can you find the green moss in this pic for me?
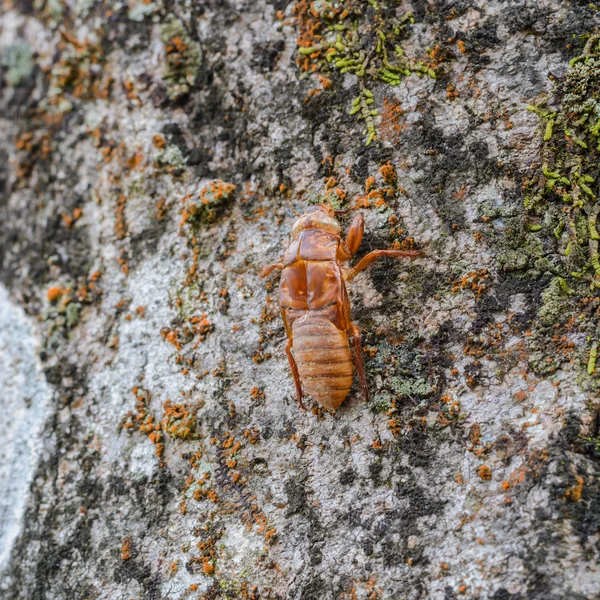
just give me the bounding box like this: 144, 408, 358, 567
296, 1, 435, 144
522, 35, 600, 376
349, 89, 378, 145
160, 17, 203, 100
526, 34, 600, 287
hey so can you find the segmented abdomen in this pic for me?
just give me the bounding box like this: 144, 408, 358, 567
292, 315, 354, 412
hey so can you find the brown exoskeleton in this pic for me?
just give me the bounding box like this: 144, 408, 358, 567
261, 205, 419, 412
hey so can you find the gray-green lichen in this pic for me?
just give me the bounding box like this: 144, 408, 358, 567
160, 17, 202, 100
1, 42, 33, 86
155, 144, 187, 168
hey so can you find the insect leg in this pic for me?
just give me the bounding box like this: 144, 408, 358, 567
285, 339, 306, 410
349, 323, 368, 401
260, 263, 284, 278
344, 249, 419, 281
345, 213, 365, 255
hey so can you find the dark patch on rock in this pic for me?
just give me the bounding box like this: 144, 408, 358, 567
285, 471, 309, 518
252, 39, 285, 72
470, 273, 552, 335
339, 468, 356, 485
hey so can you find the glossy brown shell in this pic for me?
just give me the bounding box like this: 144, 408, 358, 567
279, 226, 354, 410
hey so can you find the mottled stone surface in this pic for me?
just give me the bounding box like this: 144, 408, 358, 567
1, 1, 600, 599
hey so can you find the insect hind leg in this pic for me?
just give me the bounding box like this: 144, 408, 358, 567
285, 339, 306, 410
349, 323, 368, 401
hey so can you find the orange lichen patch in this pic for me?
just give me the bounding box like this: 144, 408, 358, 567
62, 213, 74, 229
243, 428, 260, 444
114, 194, 127, 240
240, 583, 260, 600
190, 583, 199, 591
292, 0, 330, 71
502, 480, 511, 491
250, 387, 265, 402
202, 560, 215, 576
152, 134, 166, 149
168, 560, 179, 577
123, 78, 139, 102
51, 31, 112, 102
179, 180, 237, 230
380, 163, 397, 186
162, 315, 214, 356
47, 286, 64, 303
252, 349, 272, 363
355, 186, 389, 209
457, 39, 466, 54
120, 387, 165, 463
380, 97, 407, 145
162, 328, 181, 350
120, 538, 131, 560
304, 87, 321, 102
468, 423, 481, 448
190, 314, 214, 344
514, 390, 527, 402
371, 438, 384, 450
166, 35, 187, 53
452, 269, 489, 298
452, 185, 468, 201
455, 472, 463, 484
161, 399, 199, 440
124, 150, 145, 172
117, 251, 129, 275
156, 197, 170, 220
565, 475, 584, 502
477, 464, 492, 481
446, 84, 460, 100
318, 75, 333, 89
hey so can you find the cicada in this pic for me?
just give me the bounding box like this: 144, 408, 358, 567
262, 205, 418, 412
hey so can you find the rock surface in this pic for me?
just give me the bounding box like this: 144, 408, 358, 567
1, 1, 600, 599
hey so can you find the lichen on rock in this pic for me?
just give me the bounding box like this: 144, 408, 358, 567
2, 1, 600, 598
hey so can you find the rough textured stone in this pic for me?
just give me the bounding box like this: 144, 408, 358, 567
1, 1, 600, 599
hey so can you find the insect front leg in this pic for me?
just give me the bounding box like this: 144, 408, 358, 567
260, 263, 284, 278
345, 213, 365, 255
344, 249, 419, 281
349, 322, 368, 401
